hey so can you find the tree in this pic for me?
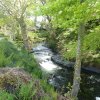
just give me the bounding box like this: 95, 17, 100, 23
0, 0, 33, 51
71, 0, 100, 99
71, 22, 85, 99
39, 0, 100, 99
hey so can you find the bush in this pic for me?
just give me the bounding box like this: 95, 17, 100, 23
0, 40, 57, 100
0, 39, 39, 72
62, 42, 77, 61
83, 31, 100, 52
0, 39, 19, 67
0, 80, 57, 100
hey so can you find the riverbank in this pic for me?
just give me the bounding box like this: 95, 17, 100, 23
32, 43, 100, 100
0, 40, 58, 100
51, 55, 100, 74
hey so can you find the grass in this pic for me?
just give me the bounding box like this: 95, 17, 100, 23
0, 39, 37, 70
0, 80, 58, 100
0, 90, 14, 100
0, 39, 58, 100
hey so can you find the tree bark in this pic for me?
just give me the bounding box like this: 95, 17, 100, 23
17, 17, 31, 51
71, 23, 85, 99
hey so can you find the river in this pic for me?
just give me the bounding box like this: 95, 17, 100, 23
33, 43, 100, 100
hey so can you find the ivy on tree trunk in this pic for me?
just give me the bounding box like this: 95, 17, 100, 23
71, 23, 85, 99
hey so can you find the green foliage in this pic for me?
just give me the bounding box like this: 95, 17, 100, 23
17, 82, 36, 100
63, 42, 77, 61
0, 13, 11, 26
41, 0, 100, 28
57, 28, 100, 65
0, 80, 57, 100
0, 0, 100, 99
83, 28, 100, 51
0, 39, 39, 72
17, 50, 38, 72
38, 30, 49, 39
40, 80, 57, 100
40, 0, 100, 61
0, 90, 14, 100
0, 39, 18, 56
0, 49, 10, 67
18, 81, 57, 100
0, 39, 19, 67
0, 39, 57, 99
28, 32, 45, 43
48, 38, 57, 52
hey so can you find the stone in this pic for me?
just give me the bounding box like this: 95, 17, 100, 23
51, 55, 100, 74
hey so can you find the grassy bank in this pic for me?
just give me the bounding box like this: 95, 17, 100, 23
0, 39, 57, 100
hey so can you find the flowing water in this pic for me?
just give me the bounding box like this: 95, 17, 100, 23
33, 43, 100, 100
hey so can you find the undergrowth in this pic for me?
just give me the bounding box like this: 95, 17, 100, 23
0, 39, 58, 100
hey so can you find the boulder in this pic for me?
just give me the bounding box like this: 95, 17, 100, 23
51, 55, 74, 69
51, 55, 100, 74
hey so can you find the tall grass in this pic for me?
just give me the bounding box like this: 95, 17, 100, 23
0, 81, 57, 100
0, 39, 57, 100
0, 90, 14, 100
0, 39, 38, 71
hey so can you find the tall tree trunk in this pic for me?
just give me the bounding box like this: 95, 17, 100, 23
34, 0, 37, 31
71, 23, 85, 99
10, 22, 16, 41
17, 17, 31, 51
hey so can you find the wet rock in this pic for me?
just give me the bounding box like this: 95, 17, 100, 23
82, 66, 100, 74
51, 55, 74, 68
48, 75, 66, 92
51, 55, 100, 74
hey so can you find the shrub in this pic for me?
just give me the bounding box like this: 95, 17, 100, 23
0, 39, 39, 73
0, 80, 57, 100
0, 39, 19, 67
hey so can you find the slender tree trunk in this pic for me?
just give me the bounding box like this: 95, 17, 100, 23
34, 0, 37, 31
17, 17, 31, 51
10, 22, 16, 41
34, 16, 37, 27
16, 23, 20, 37
71, 23, 85, 99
